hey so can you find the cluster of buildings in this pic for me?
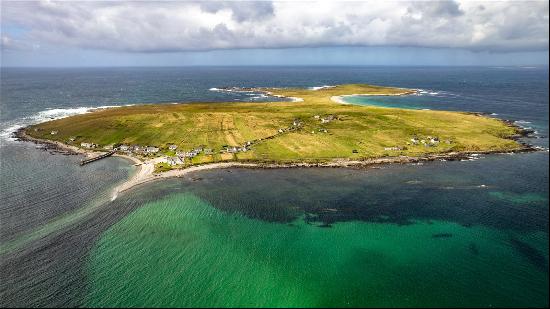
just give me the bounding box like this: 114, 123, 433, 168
222, 145, 249, 153
314, 114, 337, 124
222, 143, 250, 154
277, 118, 303, 134
384, 146, 403, 151
311, 128, 329, 134
409, 136, 447, 147
164, 156, 184, 166
80, 142, 98, 149
383, 136, 451, 152
117, 144, 160, 154
176, 145, 213, 158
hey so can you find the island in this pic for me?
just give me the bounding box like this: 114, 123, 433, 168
18, 84, 533, 196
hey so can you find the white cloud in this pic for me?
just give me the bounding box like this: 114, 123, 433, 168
1, 0, 548, 53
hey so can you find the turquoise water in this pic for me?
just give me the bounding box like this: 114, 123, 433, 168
343, 95, 428, 110
1, 67, 548, 307
87, 191, 547, 307
83, 159, 548, 307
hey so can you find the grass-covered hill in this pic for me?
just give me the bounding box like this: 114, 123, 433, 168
26, 84, 522, 165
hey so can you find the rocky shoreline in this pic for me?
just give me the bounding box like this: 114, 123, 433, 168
15, 115, 541, 161
13, 120, 543, 199
14, 128, 93, 157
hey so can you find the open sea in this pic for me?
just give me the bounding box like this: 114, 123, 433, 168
0, 66, 548, 307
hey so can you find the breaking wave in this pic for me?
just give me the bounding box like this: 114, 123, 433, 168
0, 105, 134, 143
415, 89, 442, 96
308, 85, 335, 91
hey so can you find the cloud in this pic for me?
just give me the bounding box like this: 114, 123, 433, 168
199, 1, 275, 22
1, 0, 548, 53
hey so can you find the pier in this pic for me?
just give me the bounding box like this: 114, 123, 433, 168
80, 150, 116, 165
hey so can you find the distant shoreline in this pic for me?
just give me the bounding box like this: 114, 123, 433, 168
331, 89, 418, 104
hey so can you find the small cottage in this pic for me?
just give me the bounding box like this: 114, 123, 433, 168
145, 146, 159, 153
227, 146, 239, 153
166, 156, 184, 166
183, 151, 197, 158
81, 142, 96, 148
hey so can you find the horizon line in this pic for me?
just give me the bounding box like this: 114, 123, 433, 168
2, 64, 549, 69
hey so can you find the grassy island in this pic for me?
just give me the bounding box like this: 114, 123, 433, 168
25, 84, 523, 171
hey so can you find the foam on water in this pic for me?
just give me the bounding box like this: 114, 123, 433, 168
415, 88, 444, 96
0, 66, 547, 308
308, 85, 335, 90
0, 105, 134, 143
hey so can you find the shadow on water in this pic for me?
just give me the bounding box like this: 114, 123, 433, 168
163, 161, 549, 234
469, 242, 480, 255
509, 238, 549, 272
0, 194, 144, 307
1, 155, 548, 307
432, 233, 453, 238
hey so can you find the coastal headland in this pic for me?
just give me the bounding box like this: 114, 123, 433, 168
18, 84, 536, 196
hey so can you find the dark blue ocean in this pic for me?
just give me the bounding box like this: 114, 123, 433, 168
0, 67, 548, 307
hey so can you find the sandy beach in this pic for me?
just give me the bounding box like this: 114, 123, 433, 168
111, 161, 259, 200
16, 126, 539, 200
109, 146, 540, 200
331, 90, 418, 105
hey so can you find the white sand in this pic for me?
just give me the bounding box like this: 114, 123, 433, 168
331, 90, 417, 105
111, 161, 259, 200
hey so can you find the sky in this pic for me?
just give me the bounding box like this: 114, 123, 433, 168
1, 0, 549, 67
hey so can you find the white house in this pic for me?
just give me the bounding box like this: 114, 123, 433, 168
168, 144, 178, 150
183, 151, 197, 158
81, 142, 96, 148
227, 146, 239, 153
145, 146, 159, 153
166, 156, 184, 166
118, 144, 130, 151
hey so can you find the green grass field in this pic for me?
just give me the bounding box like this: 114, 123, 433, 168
26, 84, 522, 165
